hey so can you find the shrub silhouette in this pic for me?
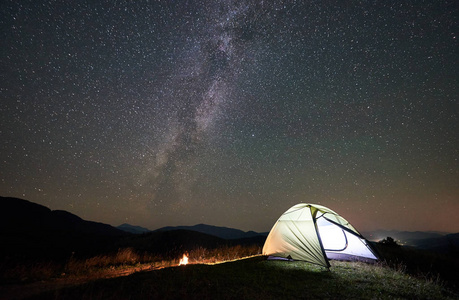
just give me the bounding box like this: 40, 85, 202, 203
379, 236, 399, 247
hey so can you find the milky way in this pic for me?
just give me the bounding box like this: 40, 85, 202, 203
1, 1, 458, 232
139, 1, 264, 210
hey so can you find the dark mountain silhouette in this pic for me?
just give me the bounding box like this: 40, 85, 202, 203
0, 197, 125, 236
362, 230, 447, 245
0, 196, 128, 259
115, 224, 267, 258
364, 229, 459, 255
118, 222, 269, 239
120, 229, 226, 256
118, 229, 266, 258
0, 197, 266, 261
117, 223, 151, 234
408, 233, 459, 252
155, 223, 268, 239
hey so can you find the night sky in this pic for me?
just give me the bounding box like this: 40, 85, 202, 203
1, 1, 458, 233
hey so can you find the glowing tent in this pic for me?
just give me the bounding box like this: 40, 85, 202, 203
263, 203, 378, 268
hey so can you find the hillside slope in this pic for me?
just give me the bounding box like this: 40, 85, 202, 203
117, 223, 151, 234
155, 223, 267, 239
22, 257, 456, 300
0, 197, 127, 259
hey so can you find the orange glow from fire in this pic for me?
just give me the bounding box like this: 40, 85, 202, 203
179, 254, 188, 266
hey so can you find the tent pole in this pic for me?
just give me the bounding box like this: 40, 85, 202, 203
311, 208, 331, 269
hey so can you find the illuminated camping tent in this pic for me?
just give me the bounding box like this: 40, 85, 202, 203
263, 203, 378, 268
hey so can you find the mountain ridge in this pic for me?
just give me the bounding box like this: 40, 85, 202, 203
0, 196, 126, 236
0, 196, 128, 259
117, 223, 151, 234
153, 223, 268, 240
1, 196, 456, 255
362, 230, 449, 244
116, 222, 269, 240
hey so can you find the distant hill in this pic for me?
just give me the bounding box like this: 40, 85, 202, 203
0, 197, 125, 236
0, 197, 266, 260
120, 229, 226, 256
154, 223, 268, 240
363, 229, 459, 254
117, 223, 268, 239
362, 230, 448, 245
116, 223, 267, 257
117, 223, 151, 234
408, 233, 459, 252
0, 196, 128, 259
119, 228, 266, 258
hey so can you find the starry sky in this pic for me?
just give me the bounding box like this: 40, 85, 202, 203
1, 1, 458, 233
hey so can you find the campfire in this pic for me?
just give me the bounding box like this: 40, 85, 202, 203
179, 254, 188, 266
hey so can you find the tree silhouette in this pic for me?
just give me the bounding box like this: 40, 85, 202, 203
379, 236, 399, 246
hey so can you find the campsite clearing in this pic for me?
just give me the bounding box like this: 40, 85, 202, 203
20, 256, 454, 300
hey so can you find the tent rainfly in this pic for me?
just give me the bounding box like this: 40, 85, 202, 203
262, 203, 378, 268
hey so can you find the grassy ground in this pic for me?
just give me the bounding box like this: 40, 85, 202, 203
0, 245, 262, 283
0, 245, 262, 299
20, 256, 455, 300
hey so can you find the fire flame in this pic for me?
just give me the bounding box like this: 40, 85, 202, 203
179, 254, 188, 266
